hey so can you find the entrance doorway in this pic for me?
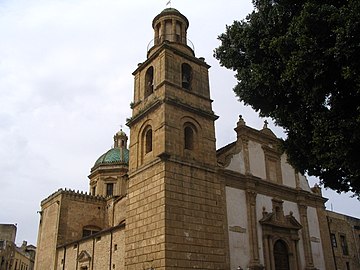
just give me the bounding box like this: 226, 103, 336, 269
274, 240, 290, 270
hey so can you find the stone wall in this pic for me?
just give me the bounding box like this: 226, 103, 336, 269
56, 224, 125, 270
327, 211, 360, 270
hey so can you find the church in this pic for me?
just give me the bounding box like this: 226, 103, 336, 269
34, 8, 360, 270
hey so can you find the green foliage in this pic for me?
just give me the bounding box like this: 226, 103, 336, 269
215, 0, 360, 197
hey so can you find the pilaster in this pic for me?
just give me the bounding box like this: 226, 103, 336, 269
246, 190, 263, 270
298, 203, 317, 270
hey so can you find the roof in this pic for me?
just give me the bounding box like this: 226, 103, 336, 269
93, 147, 129, 167
152, 8, 189, 28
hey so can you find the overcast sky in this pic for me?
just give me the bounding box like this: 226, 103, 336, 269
0, 0, 358, 246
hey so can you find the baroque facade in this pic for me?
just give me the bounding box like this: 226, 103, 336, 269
34, 8, 360, 270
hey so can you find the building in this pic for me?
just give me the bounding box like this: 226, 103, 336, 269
326, 211, 360, 270
0, 224, 36, 270
34, 8, 360, 270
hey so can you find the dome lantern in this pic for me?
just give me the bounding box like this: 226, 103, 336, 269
148, 8, 194, 56
92, 129, 129, 171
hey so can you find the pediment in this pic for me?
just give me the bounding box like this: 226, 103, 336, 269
77, 250, 91, 262
260, 212, 302, 230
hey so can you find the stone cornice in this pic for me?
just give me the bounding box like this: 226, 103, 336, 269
218, 168, 327, 208
126, 99, 162, 127
164, 96, 218, 121
88, 166, 128, 179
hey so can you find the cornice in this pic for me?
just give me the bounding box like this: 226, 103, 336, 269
165, 96, 218, 121
134, 42, 209, 75
218, 168, 327, 208
126, 99, 162, 127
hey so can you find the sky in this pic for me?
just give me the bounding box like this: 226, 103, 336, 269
0, 0, 359, 246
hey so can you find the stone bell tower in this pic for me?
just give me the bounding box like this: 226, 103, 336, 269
125, 8, 227, 269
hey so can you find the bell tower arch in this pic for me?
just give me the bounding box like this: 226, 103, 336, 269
125, 8, 227, 270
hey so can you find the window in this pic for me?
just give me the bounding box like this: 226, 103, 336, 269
92, 186, 96, 196
106, 183, 114, 196
184, 126, 194, 150
346, 262, 350, 270
330, 233, 337, 247
340, 235, 349, 255
181, 63, 192, 89
83, 229, 92, 237
145, 66, 154, 98
145, 129, 153, 153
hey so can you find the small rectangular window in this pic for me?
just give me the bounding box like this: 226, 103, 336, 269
106, 183, 114, 196
340, 235, 349, 255
330, 233, 337, 247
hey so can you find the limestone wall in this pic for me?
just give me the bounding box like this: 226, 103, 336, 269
56, 225, 125, 270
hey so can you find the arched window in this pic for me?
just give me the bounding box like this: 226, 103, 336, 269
181, 63, 192, 90
145, 66, 154, 98
274, 240, 290, 270
145, 128, 153, 154
184, 126, 194, 150
184, 123, 197, 150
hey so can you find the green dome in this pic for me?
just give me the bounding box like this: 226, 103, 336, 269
94, 147, 129, 167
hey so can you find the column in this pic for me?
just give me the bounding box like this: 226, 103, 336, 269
263, 236, 271, 269
160, 21, 165, 43
171, 19, 176, 42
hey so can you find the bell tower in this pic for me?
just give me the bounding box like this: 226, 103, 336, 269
125, 8, 227, 269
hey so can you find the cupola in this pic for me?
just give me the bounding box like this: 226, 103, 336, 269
88, 129, 129, 197
92, 129, 129, 170
147, 8, 194, 57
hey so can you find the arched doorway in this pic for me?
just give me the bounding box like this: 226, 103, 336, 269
274, 240, 290, 270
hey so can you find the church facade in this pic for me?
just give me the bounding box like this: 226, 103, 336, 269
34, 8, 360, 270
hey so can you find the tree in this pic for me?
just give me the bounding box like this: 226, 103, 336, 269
214, 0, 360, 197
